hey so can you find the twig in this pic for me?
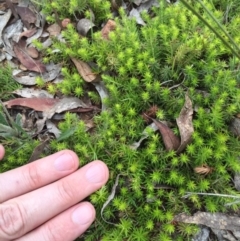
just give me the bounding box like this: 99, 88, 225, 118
183, 191, 240, 199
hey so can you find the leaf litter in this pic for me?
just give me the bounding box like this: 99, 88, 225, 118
0, 1, 238, 239
4, 97, 90, 119
174, 211, 240, 232
151, 118, 180, 151
176, 93, 194, 153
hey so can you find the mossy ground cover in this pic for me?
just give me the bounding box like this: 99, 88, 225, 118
1, 0, 240, 240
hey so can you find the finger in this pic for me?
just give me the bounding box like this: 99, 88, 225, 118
16, 202, 95, 241
0, 145, 5, 160
0, 160, 109, 240
0, 150, 79, 203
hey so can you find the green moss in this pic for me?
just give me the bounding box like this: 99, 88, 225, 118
2, 0, 240, 240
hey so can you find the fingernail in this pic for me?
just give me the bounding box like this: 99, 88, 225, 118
72, 205, 94, 225
85, 163, 105, 183
54, 153, 75, 171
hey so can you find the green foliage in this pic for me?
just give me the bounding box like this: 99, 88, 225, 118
0, 105, 38, 173
3, 0, 240, 240
0, 66, 21, 101
35, 0, 111, 24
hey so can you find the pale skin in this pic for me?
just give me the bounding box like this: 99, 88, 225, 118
0, 145, 109, 241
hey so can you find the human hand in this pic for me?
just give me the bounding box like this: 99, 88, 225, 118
0, 145, 109, 241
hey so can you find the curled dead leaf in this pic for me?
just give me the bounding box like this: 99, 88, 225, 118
176, 93, 194, 153
194, 165, 213, 175
77, 18, 95, 36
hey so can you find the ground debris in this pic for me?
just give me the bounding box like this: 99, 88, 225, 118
176, 93, 194, 153
174, 212, 240, 232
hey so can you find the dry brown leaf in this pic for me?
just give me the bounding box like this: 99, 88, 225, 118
4, 97, 89, 119
13, 39, 46, 73
194, 165, 213, 175
71, 57, 101, 82
6, 0, 18, 19
28, 138, 50, 162
4, 98, 59, 112
18, 28, 37, 40
152, 118, 180, 151
101, 20, 116, 40
16, 6, 36, 29
26, 46, 39, 58
176, 93, 194, 153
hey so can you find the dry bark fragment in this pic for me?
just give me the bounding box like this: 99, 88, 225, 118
174, 212, 240, 232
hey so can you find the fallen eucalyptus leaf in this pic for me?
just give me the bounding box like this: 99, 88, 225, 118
152, 118, 180, 151
3, 19, 23, 58
13, 39, 46, 73
46, 120, 61, 138
13, 63, 61, 85
13, 88, 54, 98
28, 138, 50, 162
4, 97, 89, 119
36, 117, 46, 133
176, 93, 194, 153
5, 0, 18, 19
16, 6, 36, 29
0, 9, 12, 46
77, 18, 95, 36
13, 74, 38, 85
71, 57, 101, 83
92, 81, 109, 111
26, 12, 45, 45
26, 46, 39, 58
14, 28, 37, 43
137, 0, 159, 12
129, 8, 146, 26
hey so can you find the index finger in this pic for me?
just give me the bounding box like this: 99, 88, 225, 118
0, 145, 5, 160
0, 150, 79, 203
